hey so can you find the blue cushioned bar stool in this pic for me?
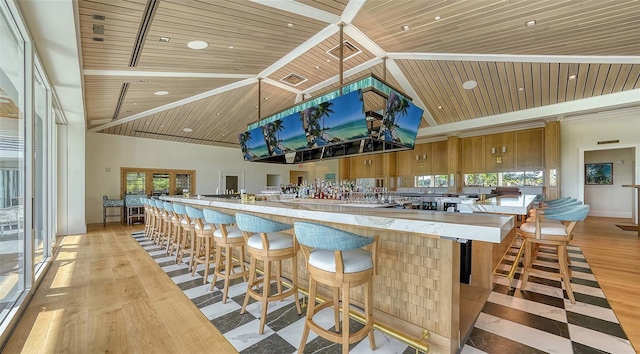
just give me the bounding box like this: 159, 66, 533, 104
170, 203, 188, 263
141, 198, 153, 237
186, 206, 215, 283
519, 204, 590, 304
183, 206, 205, 274
235, 213, 302, 335
150, 199, 163, 245
203, 209, 248, 303
158, 202, 175, 252
102, 195, 124, 226
294, 221, 378, 354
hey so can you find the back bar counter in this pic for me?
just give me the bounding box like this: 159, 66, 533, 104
161, 196, 514, 353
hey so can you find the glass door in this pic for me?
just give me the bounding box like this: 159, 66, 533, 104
126, 172, 146, 195
152, 173, 170, 196
33, 69, 48, 267
175, 173, 191, 195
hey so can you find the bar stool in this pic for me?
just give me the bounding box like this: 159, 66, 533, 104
149, 199, 162, 244
235, 213, 302, 334
141, 198, 153, 237
203, 208, 248, 303
102, 195, 124, 226
519, 204, 590, 304
158, 202, 174, 251
294, 221, 378, 354
153, 199, 168, 247
179, 206, 197, 271
170, 203, 187, 261
185, 206, 215, 283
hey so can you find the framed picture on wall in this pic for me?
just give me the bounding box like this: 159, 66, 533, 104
585, 163, 613, 185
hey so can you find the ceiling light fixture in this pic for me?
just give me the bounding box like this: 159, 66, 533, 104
462, 80, 478, 90
326, 59, 331, 62
228, 45, 234, 49
216, 113, 221, 116
159, 36, 170, 42
154, 90, 169, 95
401, 25, 410, 31
568, 75, 577, 80
183, 128, 193, 133
437, 106, 443, 109
133, 102, 138, 105
287, 23, 295, 28
187, 40, 208, 50
525, 20, 537, 27
518, 87, 524, 91
314, 65, 320, 69
435, 16, 441, 20
138, 80, 147, 83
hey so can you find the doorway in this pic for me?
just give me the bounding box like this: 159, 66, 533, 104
219, 171, 244, 194
289, 171, 309, 185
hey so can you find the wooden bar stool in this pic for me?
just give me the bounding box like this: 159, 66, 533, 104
203, 208, 248, 303
294, 221, 378, 354
178, 206, 197, 271
519, 204, 590, 304
170, 203, 187, 262
141, 198, 153, 237
235, 213, 302, 335
158, 202, 174, 252
185, 206, 215, 283
149, 199, 163, 245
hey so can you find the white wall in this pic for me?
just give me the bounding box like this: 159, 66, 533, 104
584, 148, 634, 217
561, 106, 640, 221
85, 133, 338, 224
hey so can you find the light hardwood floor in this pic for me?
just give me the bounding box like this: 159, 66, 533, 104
2, 223, 237, 354
2, 218, 638, 353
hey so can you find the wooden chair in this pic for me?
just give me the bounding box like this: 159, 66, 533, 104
203, 208, 248, 303
185, 206, 215, 283
294, 221, 378, 354
519, 204, 590, 304
235, 213, 302, 335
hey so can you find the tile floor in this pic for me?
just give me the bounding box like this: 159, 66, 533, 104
133, 232, 635, 354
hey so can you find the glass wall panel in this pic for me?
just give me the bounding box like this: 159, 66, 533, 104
34, 70, 48, 267
126, 172, 145, 194
152, 173, 169, 195
0, 6, 26, 324
175, 173, 191, 195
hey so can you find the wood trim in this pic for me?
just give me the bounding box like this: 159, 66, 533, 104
120, 167, 196, 197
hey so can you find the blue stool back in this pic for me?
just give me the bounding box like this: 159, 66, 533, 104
546, 204, 590, 222
203, 208, 235, 226
235, 213, 291, 233
173, 203, 186, 216
163, 201, 174, 213
185, 205, 204, 220
294, 221, 374, 251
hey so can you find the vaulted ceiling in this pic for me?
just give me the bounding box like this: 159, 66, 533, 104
79, 0, 640, 148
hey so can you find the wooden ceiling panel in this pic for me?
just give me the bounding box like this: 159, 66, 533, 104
81, 0, 639, 149
354, 0, 640, 55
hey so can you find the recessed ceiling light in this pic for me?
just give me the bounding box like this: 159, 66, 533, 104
154, 90, 169, 95
159, 36, 170, 42
401, 25, 410, 31
437, 106, 443, 109
133, 102, 138, 105
568, 75, 577, 80
235, 67, 241, 70
139, 79, 147, 83
160, 125, 164, 128
264, 97, 269, 100
287, 23, 295, 28
462, 80, 478, 90
183, 128, 193, 133
435, 16, 441, 21
145, 122, 150, 125
518, 87, 524, 91
216, 113, 221, 116
228, 45, 234, 49
314, 65, 320, 69
326, 59, 330, 62
187, 40, 208, 50
525, 20, 537, 27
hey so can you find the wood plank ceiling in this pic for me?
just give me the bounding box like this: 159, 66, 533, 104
79, 0, 640, 148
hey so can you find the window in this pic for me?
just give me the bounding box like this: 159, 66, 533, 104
434, 175, 449, 187
121, 168, 195, 197
464, 171, 543, 187
415, 175, 433, 187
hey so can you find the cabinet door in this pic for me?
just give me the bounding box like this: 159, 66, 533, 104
395, 149, 414, 177
515, 128, 544, 170
413, 143, 432, 176
462, 137, 484, 173
431, 141, 448, 175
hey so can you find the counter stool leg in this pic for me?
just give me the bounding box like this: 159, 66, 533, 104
366, 281, 376, 350
222, 244, 233, 302
333, 287, 340, 333
276, 260, 283, 295
210, 245, 223, 291
342, 284, 350, 354
259, 260, 271, 334
298, 277, 317, 353
292, 256, 301, 315
241, 257, 257, 315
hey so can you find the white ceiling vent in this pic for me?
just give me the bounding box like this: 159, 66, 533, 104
327, 40, 362, 61
280, 73, 308, 87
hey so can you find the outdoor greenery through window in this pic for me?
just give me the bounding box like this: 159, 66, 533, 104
464, 171, 544, 187
121, 168, 195, 197
126, 172, 146, 194
415, 175, 449, 187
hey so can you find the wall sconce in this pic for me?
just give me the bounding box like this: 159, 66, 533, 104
501, 146, 507, 153
364, 159, 372, 168
491, 147, 496, 154
415, 154, 427, 160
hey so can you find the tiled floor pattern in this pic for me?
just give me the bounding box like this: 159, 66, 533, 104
132, 231, 415, 354
133, 232, 635, 354
462, 240, 635, 354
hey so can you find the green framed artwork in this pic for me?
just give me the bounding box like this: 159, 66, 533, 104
585, 163, 613, 185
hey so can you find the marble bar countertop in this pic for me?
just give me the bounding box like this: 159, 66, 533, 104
457, 194, 537, 215
161, 196, 514, 243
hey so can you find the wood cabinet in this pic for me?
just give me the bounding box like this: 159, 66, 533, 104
515, 128, 544, 170
395, 149, 415, 177
461, 136, 484, 173
349, 154, 383, 178
484, 132, 514, 172
431, 141, 448, 175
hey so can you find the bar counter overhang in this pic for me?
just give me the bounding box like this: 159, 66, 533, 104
161, 196, 515, 353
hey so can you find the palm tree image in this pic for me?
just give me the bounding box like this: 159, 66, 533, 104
302, 107, 322, 147
380, 92, 411, 144
314, 101, 335, 146
264, 120, 285, 155
239, 131, 252, 160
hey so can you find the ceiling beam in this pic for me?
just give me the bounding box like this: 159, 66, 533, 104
343, 25, 386, 57
303, 57, 383, 94
249, 0, 340, 24
388, 53, 640, 64
342, 0, 366, 24
261, 78, 303, 95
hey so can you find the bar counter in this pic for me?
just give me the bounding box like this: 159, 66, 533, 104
161, 195, 515, 353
